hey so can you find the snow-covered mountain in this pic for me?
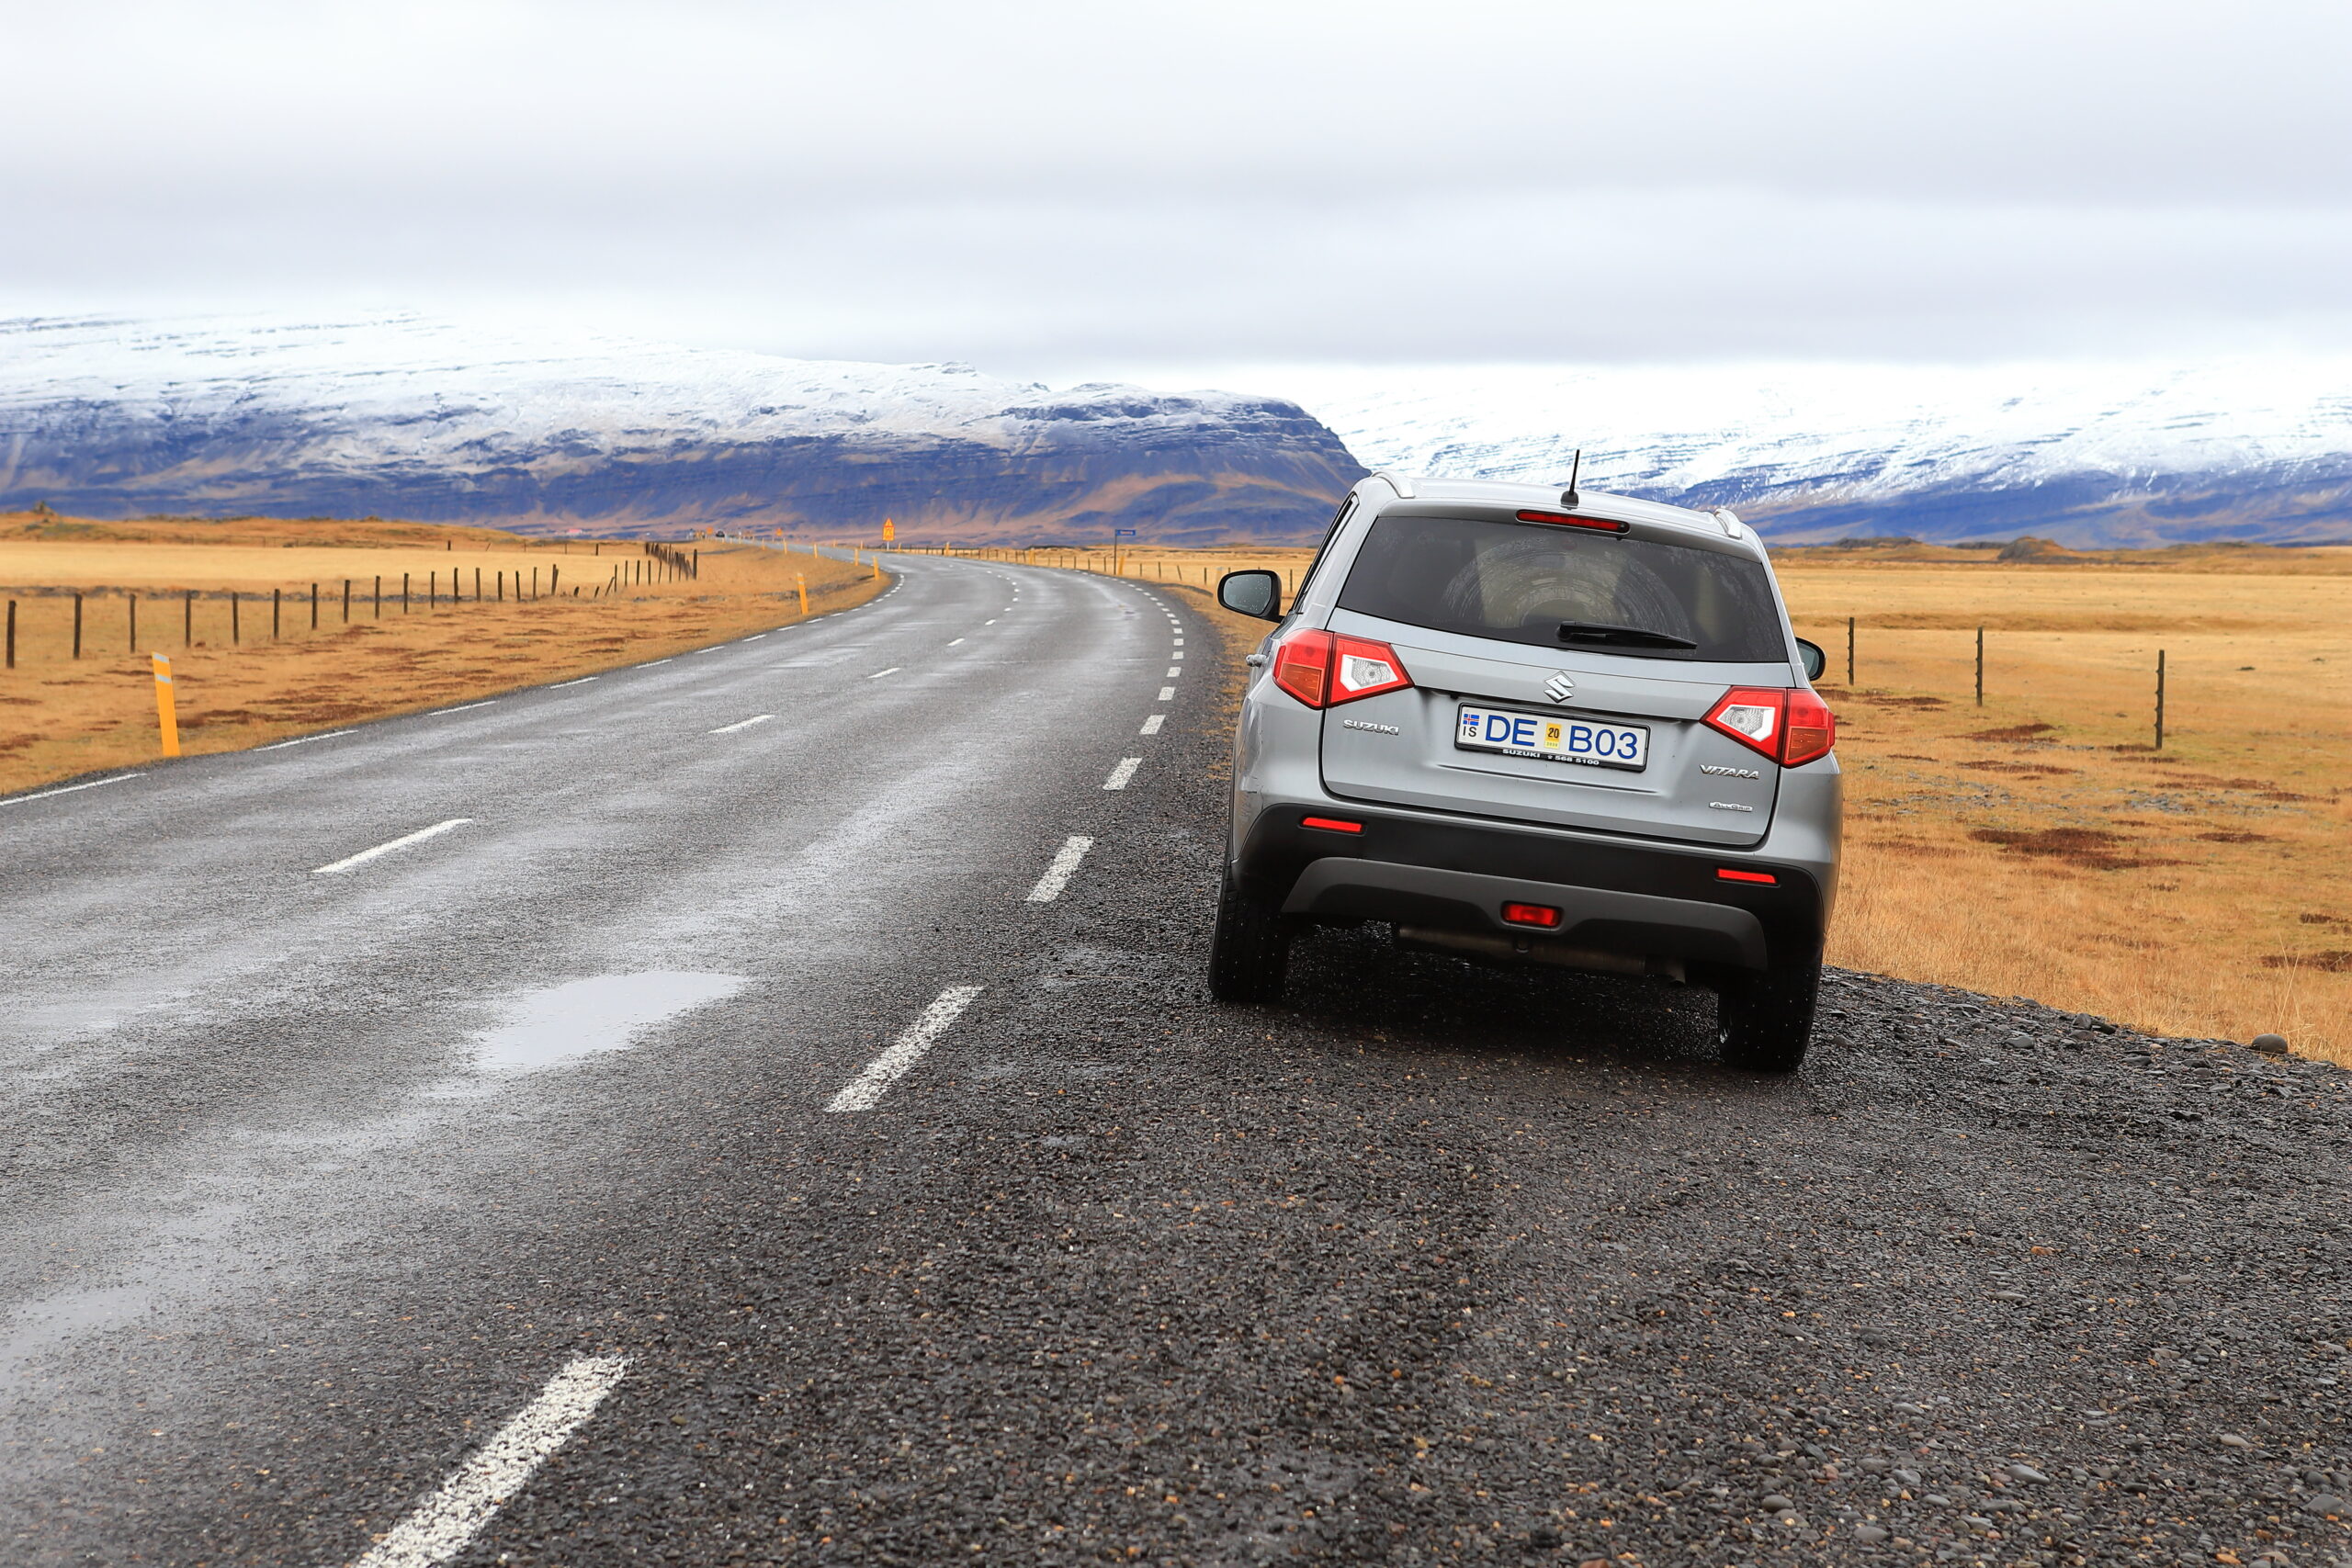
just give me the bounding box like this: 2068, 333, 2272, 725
1267, 361, 2352, 547
0, 315, 1363, 542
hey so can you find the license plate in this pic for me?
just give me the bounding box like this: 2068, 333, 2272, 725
1455, 704, 1649, 772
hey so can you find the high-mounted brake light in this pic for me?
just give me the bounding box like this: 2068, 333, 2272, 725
1269, 627, 1413, 709
1501, 902, 1563, 929
1702, 687, 1838, 767
1515, 509, 1629, 534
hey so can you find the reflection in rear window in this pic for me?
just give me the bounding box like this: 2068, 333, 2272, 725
1336, 514, 1786, 662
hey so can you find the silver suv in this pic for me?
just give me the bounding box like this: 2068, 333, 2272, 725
1212, 472, 1840, 1070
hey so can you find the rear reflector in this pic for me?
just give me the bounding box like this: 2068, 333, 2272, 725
1715, 867, 1778, 886
1514, 508, 1629, 533
1500, 902, 1563, 928
1302, 816, 1363, 834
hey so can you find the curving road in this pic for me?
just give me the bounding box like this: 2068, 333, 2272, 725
1, 553, 2347, 1567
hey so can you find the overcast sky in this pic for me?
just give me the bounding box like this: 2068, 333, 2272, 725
6, 0, 2351, 383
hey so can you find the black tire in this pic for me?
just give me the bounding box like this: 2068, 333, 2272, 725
1714, 955, 1821, 1072
1208, 873, 1292, 1004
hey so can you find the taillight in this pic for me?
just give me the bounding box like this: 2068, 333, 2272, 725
1781, 687, 1835, 766
1271, 628, 1332, 706
1702, 687, 1837, 766
1268, 628, 1413, 709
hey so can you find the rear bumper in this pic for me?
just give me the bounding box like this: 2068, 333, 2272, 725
1234, 805, 1828, 974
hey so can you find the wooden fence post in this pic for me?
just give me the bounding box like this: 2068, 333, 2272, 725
2154, 649, 2167, 750
73, 592, 82, 659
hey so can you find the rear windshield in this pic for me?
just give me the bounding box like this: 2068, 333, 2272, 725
1336, 514, 1786, 662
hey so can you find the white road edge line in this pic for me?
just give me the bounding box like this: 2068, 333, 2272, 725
311, 818, 473, 876
868, 666, 901, 679
548, 676, 598, 688
349, 1356, 629, 1568
708, 714, 775, 734
0, 773, 143, 807
1102, 757, 1142, 791
1023, 835, 1095, 903
827, 985, 986, 1112
639, 659, 672, 667
256, 730, 357, 751
1140, 715, 1164, 736
435, 701, 496, 716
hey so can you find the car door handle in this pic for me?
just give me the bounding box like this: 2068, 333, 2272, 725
1246, 654, 1266, 666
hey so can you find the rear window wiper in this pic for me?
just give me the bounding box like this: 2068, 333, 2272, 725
1556, 619, 1699, 650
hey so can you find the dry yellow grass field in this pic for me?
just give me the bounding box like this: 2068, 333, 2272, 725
1012, 540, 2352, 1064
0, 513, 879, 793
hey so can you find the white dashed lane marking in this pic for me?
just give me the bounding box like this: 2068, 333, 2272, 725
947, 637, 965, 646
827, 986, 986, 1111
1165, 667, 1181, 679
868, 667, 901, 679
311, 818, 473, 876
1158, 686, 1176, 701
348, 1356, 629, 1568
1, 773, 143, 807
708, 714, 775, 735
1102, 757, 1141, 791
1140, 715, 1164, 735
1023, 835, 1095, 902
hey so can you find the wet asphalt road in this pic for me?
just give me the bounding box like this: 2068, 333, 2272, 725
1, 555, 2347, 1568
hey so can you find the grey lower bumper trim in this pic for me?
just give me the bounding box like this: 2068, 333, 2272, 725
1281, 856, 1768, 969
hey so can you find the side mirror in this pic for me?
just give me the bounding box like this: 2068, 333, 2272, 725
1794, 637, 1826, 682
1218, 569, 1283, 621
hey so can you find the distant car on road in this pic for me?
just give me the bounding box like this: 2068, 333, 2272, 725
1212, 471, 1840, 1070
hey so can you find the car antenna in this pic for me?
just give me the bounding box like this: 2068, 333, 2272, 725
1562, 448, 1583, 510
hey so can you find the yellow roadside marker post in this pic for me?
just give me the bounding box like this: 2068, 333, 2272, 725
151, 653, 181, 758
797, 573, 808, 615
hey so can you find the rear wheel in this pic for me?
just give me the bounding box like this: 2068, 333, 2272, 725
1208, 873, 1292, 1004
1714, 955, 1821, 1072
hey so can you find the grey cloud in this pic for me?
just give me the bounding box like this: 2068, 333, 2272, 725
4, 0, 2349, 372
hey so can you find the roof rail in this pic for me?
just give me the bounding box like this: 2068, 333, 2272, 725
1370, 470, 1418, 500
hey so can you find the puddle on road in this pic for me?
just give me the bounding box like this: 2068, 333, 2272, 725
474, 972, 750, 1071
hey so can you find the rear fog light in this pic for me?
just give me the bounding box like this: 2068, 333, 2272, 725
1501, 902, 1562, 928
1302, 817, 1363, 834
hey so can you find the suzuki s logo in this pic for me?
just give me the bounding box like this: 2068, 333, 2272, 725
1543, 671, 1575, 705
